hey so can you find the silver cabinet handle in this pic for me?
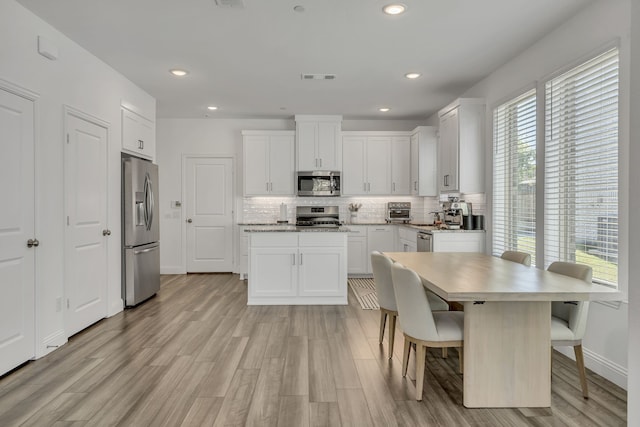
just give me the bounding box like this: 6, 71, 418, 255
319, 158, 322, 167
414, 181, 417, 191
138, 139, 144, 149
187, 218, 193, 223
266, 182, 269, 191
27, 238, 39, 248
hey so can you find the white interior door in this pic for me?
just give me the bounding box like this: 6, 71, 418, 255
65, 110, 108, 337
186, 157, 233, 272
0, 86, 35, 376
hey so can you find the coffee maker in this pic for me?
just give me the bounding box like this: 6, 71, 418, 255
442, 197, 473, 229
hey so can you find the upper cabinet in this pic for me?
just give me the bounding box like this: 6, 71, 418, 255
438, 98, 485, 193
410, 126, 437, 197
295, 115, 342, 171
342, 132, 411, 196
121, 106, 155, 160
243, 131, 295, 196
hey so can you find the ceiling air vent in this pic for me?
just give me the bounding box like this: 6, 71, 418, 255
214, 0, 244, 8
301, 74, 336, 80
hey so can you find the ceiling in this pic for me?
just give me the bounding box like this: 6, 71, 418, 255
17, 0, 593, 120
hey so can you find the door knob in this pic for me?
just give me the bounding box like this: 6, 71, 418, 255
102, 229, 111, 236
187, 218, 193, 223
27, 238, 39, 248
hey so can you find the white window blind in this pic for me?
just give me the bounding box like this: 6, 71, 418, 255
493, 89, 537, 265
544, 47, 619, 286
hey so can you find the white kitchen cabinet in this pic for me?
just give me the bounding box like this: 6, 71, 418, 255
410, 126, 437, 196
342, 135, 392, 195
367, 225, 397, 272
121, 107, 155, 160
248, 232, 347, 304
431, 232, 485, 252
398, 226, 419, 252
438, 99, 485, 193
391, 136, 411, 195
347, 226, 368, 274
295, 115, 342, 171
242, 131, 295, 196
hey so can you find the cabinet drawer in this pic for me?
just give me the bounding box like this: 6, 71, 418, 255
398, 226, 417, 241
299, 232, 346, 247
250, 233, 298, 247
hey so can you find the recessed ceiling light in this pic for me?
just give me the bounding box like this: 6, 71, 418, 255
170, 69, 189, 77
207, 106, 218, 111
379, 107, 391, 112
405, 72, 421, 79
382, 4, 406, 15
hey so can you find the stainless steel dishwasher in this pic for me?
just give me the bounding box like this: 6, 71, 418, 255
417, 231, 432, 252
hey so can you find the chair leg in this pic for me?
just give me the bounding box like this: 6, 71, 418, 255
457, 346, 463, 374
442, 347, 447, 358
415, 344, 426, 401
402, 338, 411, 377
388, 314, 396, 359
379, 311, 387, 344
574, 344, 589, 399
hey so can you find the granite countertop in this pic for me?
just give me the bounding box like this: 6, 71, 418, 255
241, 224, 350, 233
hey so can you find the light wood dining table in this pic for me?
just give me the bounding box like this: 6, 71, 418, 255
383, 252, 621, 408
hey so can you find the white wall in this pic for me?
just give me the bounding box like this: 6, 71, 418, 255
430, 0, 631, 388
156, 118, 426, 273
627, 0, 639, 423
1, 0, 155, 356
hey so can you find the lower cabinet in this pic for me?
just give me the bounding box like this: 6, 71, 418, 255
248, 232, 347, 305
347, 225, 397, 275
432, 232, 485, 252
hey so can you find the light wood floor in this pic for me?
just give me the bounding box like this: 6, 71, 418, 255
0, 274, 627, 426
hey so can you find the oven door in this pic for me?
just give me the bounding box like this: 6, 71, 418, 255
417, 232, 432, 252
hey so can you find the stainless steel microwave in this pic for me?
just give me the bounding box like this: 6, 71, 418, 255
296, 171, 341, 197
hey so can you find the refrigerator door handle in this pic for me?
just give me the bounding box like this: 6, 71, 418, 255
144, 173, 154, 231
148, 174, 155, 230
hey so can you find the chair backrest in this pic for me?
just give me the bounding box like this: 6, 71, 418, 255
370, 251, 397, 311
390, 262, 439, 342
500, 250, 532, 266
547, 261, 592, 340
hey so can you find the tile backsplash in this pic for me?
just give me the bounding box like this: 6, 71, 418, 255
242, 196, 440, 224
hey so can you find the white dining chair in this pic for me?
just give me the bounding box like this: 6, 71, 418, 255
500, 250, 531, 266
390, 262, 464, 401
547, 261, 592, 398
370, 251, 449, 359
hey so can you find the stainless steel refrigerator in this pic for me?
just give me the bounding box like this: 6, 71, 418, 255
122, 155, 160, 306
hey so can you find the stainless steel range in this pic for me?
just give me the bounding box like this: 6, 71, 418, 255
296, 206, 341, 227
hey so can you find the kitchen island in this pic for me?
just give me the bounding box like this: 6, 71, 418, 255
245, 226, 349, 305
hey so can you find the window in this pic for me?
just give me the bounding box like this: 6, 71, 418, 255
493, 89, 537, 265
544, 47, 619, 286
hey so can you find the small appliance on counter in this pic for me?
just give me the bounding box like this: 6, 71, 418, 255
295, 206, 341, 227
386, 202, 412, 223
442, 197, 472, 230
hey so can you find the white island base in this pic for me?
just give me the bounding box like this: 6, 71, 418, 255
248, 231, 348, 305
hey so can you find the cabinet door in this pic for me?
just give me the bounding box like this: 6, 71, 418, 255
122, 108, 154, 160
410, 133, 419, 195
342, 137, 367, 195
249, 247, 297, 297
439, 109, 459, 192
367, 226, 396, 271
297, 121, 317, 170
432, 233, 485, 252
269, 135, 295, 195
366, 137, 391, 194
347, 235, 368, 274
243, 136, 270, 195
317, 121, 341, 170
391, 136, 411, 195
298, 247, 347, 296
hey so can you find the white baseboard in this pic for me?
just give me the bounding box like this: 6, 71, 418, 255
108, 298, 124, 317
39, 329, 67, 358
556, 346, 627, 389
161, 266, 185, 274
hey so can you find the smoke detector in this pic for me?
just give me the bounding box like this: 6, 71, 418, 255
215, 0, 244, 8
301, 74, 336, 80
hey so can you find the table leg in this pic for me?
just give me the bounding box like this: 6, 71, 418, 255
463, 301, 551, 408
